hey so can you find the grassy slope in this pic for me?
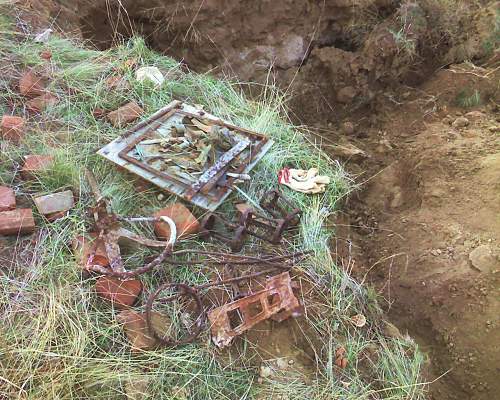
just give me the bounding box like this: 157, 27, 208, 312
0, 11, 426, 400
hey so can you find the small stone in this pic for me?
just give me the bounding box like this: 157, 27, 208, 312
0, 186, 16, 212
26, 92, 59, 112
19, 70, 46, 98
1, 115, 25, 142
40, 50, 52, 60
469, 245, 498, 272
157, 193, 165, 201
288, 359, 294, 365
464, 111, 484, 120
341, 121, 355, 135
330, 143, 366, 159
259, 365, 273, 378
21, 155, 54, 178
452, 116, 470, 129
0, 208, 35, 235
336, 86, 357, 103
95, 276, 142, 309
33, 190, 74, 216
154, 203, 200, 240
117, 310, 171, 351
382, 320, 403, 339
276, 358, 288, 370
107, 102, 143, 127
105, 75, 131, 91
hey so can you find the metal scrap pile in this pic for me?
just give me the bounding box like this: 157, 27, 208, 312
78, 170, 306, 349
98, 101, 273, 211
73, 102, 311, 350
133, 116, 251, 185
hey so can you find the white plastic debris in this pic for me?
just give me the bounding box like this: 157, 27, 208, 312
278, 167, 330, 194
34, 28, 53, 43
135, 66, 165, 86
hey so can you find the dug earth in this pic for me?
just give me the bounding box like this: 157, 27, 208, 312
21, 0, 500, 398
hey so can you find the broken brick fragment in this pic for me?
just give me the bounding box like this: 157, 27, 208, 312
95, 276, 142, 309
107, 102, 143, 127
33, 190, 74, 216
26, 92, 59, 112
117, 310, 171, 351
21, 155, 54, 178
0, 208, 35, 235
1, 115, 25, 142
72, 234, 110, 273
0, 186, 16, 212
106, 75, 131, 91
92, 108, 106, 119
154, 203, 200, 240
19, 70, 46, 98
40, 50, 52, 60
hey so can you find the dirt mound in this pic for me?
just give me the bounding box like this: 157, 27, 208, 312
337, 65, 500, 399
31, 0, 497, 122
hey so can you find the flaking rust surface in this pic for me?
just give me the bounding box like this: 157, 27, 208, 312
208, 271, 300, 348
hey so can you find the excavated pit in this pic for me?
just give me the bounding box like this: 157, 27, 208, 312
46, 1, 500, 399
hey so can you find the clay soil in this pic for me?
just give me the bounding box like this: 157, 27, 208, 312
331, 66, 500, 400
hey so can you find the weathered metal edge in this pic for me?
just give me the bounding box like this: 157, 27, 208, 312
97, 101, 274, 211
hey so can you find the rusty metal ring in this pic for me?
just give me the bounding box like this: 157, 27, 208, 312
145, 283, 205, 346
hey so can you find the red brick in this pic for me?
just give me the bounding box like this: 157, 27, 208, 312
26, 93, 59, 113
34, 190, 74, 215
0, 186, 16, 212
0, 209, 35, 236
95, 276, 142, 309
72, 234, 110, 273
19, 71, 46, 98
1, 115, 25, 142
154, 203, 200, 240
107, 102, 143, 127
117, 310, 171, 351
21, 155, 54, 178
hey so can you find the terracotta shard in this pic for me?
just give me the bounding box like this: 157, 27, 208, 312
208, 272, 300, 348
107, 102, 143, 127
1, 115, 25, 142
0, 208, 35, 236
0, 186, 16, 212
21, 155, 54, 178
95, 276, 142, 309
154, 203, 200, 240
26, 92, 59, 112
19, 70, 46, 98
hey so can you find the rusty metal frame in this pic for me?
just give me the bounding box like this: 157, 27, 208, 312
98, 101, 274, 211
207, 272, 300, 348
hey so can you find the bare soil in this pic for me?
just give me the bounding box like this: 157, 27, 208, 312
332, 66, 500, 400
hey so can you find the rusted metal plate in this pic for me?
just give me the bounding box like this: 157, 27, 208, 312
207, 272, 300, 347
97, 101, 273, 211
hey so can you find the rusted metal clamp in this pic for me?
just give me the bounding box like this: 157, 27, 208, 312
199, 213, 247, 252
260, 189, 302, 227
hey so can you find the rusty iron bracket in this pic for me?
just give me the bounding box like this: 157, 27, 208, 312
207, 271, 301, 348
84, 169, 172, 275
199, 213, 247, 252
199, 190, 301, 251
260, 189, 302, 227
